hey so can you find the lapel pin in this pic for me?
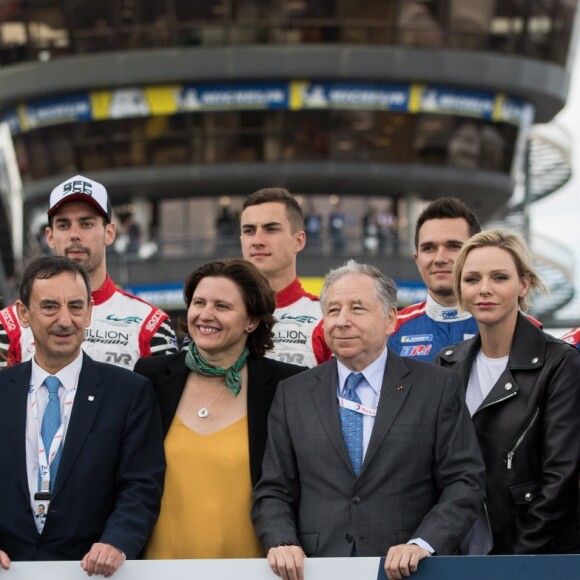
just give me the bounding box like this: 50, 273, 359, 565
88, 395, 95, 401
396, 385, 404, 392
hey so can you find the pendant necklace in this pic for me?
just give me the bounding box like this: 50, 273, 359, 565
195, 373, 227, 418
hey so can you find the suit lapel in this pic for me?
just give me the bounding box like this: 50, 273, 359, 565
154, 353, 190, 436
52, 356, 103, 497
3, 363, 32, 503
311, 360, 354, 473
246, 356, 277, 485
361, 352, 412, 474
246, 356, 273, 449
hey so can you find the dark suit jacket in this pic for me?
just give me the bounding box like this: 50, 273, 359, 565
252, 351, 486, 556
134, 351, 306, 485
0, 354, 165, 561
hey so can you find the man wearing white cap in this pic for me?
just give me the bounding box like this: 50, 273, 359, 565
0, 175, 178, 370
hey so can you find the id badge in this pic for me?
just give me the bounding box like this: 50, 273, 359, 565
34, 492, 51, 534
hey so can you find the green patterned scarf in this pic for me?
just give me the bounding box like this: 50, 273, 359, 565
185, 343, 249, 397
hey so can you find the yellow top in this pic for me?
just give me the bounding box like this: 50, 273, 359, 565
145, 414, 263, 559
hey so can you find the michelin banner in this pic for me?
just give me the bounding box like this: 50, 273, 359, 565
3, 81, 534, 135
5, 555, 580, 579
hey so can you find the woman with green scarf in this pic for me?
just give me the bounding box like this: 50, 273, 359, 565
135, 258, 306, 559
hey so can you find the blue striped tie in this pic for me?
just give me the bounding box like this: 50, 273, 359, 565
40, 375, 62, 488
340, 372, 365, 476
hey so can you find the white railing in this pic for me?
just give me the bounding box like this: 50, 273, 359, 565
6, 554, 580, 580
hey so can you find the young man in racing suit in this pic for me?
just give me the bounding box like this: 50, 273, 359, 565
0, 175, 177, 370
240, 188, 331, 368
388, 197, 482, 362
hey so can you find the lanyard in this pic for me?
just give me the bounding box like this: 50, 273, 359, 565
29, 383, 76, 491
337, 395, 377, 417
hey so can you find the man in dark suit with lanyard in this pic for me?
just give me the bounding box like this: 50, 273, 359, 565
0, 255, 165, 577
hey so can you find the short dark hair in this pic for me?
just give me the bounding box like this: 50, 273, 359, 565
19, 255, 91, 307
183, 258, 276, 356
414, 197, 481, 250
242, 187, 304, 233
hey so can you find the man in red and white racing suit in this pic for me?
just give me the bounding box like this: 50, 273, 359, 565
0, 175, 177, 370
241, 187, 332, 367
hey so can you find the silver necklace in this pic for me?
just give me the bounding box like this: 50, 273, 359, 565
195, 373, 227, 418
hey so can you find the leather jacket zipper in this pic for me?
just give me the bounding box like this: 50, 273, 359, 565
477, 390, 517, 413
506, 407, 540, 470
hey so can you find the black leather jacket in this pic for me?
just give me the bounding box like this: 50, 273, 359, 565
437, 313, 580, 554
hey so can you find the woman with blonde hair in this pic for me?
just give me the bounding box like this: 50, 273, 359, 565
437, 229, 580, 554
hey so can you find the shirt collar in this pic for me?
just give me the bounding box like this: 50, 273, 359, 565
30, 351, 84, 393
425, 293, 472, 322
337, 347, 388, 396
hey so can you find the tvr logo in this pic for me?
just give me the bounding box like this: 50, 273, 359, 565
105, 352, 132, 365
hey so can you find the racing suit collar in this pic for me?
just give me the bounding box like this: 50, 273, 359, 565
425, 293, 472, 323
275, 278, 305, 308
91, 274, 117, 306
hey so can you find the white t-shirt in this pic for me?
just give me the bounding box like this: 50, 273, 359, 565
466, 350, 509, 416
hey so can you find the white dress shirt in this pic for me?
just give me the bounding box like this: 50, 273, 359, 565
26, 352, 83, 506
337, 347, 387, 460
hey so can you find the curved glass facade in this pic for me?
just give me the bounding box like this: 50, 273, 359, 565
0, 0, 575, 67
13, 109, 518, 182
1, 0, 575, 294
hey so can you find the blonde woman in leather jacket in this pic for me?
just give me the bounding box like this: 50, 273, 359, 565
437, 230, 580, 555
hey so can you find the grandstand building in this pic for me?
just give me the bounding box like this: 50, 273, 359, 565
0, 0, 576, 315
